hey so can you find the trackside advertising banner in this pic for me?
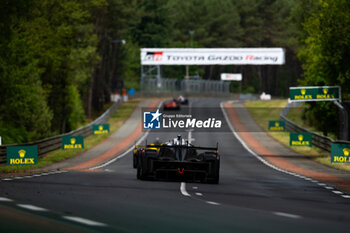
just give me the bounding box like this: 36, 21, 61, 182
268, 121, 285, 131
290, 132, 312, 147
93, 124, 110, 135
141, 48, 285, 65
221, 73, 242, 81
62, 136, 84, 150
289, 86, 341, 102
331, 144, 350, 163
7, 146, 38, 166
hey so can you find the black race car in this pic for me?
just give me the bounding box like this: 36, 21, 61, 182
134, 136, 220, 184
133, 137, 162, 168
177, 95, 189, 105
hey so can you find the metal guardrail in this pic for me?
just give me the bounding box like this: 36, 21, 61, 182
0, 100, 122, 163
280, 103, 350, 152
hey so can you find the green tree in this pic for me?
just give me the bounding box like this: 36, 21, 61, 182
26, 0, 101, 132
295, 0, 350, 137
298, 0, 350, 92
0, 2, 53, 143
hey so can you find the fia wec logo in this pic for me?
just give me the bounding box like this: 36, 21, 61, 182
143, 109, 162, 129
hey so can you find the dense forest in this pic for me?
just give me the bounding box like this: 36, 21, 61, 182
0, 0, 349, 143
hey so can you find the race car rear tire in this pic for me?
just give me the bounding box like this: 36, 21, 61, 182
137, 163, 141, 179
137, 158, 148, 180
208, 160, 220, 184
133, 154, 137, 168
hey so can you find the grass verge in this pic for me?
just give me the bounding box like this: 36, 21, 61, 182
0, 99, 141, 173
244, 99, 350, 173
287, 104, 337, 140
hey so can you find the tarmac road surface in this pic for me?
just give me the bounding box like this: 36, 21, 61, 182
1, 98, 350, 233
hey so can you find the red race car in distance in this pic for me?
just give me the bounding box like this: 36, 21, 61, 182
163, 99, 180, 110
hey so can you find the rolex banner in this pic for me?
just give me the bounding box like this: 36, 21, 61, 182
290, 132, 312, 147
141, 48, 285, 65
268, 121, 285, 132
62, 136, 84, 150
289, 86, 340, 102
7, 146, 38, 166
93, 124, 110, 135
331, 144, 350, 163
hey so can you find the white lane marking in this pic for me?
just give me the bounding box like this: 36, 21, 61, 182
273, 212, 301, 219
50, 170, 67, 174
188, 130, 194, 143
104, 169, 114, 172
192, 186, 198, 190
325, 186, 334, 190
332, 191, 343, 195
220, 102, 288, 173
220, 101, 350, 200
178, 106, 198, 198
195, 192, 203, 196
341, 195, 350, 198
187, 102, 194, 143
206, 201, 220, 205
90, 131, 149, 170
317, 183, 326, 186
1, 171, 68, 181
63, 216, 107, 227
17, 204, 48, 212
90, 101, 164, 170
0, 197, 13, 202
180, 182, 191, 197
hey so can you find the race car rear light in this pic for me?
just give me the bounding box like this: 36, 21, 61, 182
146, 150, 157, 154
141, 150, 145, 154
178, 168, 184, 174
154, 161, 209, 171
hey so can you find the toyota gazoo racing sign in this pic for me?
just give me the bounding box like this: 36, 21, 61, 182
141, 48, 285, 65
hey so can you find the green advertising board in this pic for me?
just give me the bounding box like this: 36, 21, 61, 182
331, 144, 350, 163
62, 136, 84, 150
289, 132, 312, 147
268, 121, 285, 131
93, 124, 110, 135
7, 146, 38, 166
289, 86, 340, 102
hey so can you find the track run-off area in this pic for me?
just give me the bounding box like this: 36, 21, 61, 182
1, 98, 350, 233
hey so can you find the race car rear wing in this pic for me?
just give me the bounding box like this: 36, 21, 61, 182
136, 143, 219, 152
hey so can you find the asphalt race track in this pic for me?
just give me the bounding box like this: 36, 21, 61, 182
1, 98, 350, 233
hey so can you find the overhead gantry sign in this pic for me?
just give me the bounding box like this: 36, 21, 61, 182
140, 48, 285, 66
140, 48, 285, 92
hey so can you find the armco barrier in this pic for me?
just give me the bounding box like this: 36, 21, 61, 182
0, 100, 122, 163
280, 103, 350, 152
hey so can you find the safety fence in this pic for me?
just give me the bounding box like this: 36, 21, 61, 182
280, 103, 350, 152
141, 78, 230, 95
0, 101, 122, 163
